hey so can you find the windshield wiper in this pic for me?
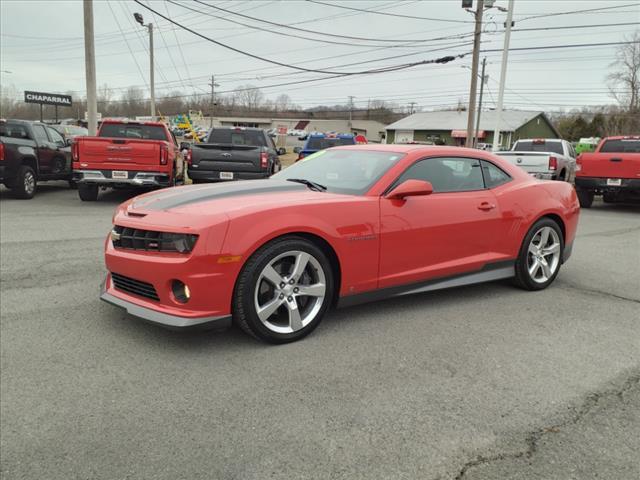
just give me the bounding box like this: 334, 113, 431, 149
286, 178, 327, 192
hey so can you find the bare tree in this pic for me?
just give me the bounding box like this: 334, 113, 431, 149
607, 31, 640, 112
232, 85, 264, 110
274, 93, 292, 112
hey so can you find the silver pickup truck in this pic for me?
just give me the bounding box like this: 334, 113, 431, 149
495, 138, 577, 182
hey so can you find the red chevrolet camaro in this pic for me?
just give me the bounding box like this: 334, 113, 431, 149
102, 145, 580, 343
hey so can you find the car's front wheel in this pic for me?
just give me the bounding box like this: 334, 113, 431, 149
514, 218, 564, 291
233, 237, 334, 343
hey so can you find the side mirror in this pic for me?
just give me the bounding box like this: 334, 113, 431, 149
277, 147, 286, 155
64, 138, 73, 147
293, 146, 302, 153
385, 179, 433, 200
180, 142, 190, 150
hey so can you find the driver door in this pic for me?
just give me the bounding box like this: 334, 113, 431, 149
378, 156, 503, 289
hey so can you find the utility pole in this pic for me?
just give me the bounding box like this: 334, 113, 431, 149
83, 0, 97, 135
465, 0, 484, 148
348, 95, 355, 129
209, 75, 219, 127
149, 23, 155, 118
133, 13, 155, 118
474, 57, 487, 148
492, 0, 515, 151
409, 102, 417, 114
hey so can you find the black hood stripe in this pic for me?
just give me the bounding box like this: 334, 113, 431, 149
132, 180, 307, 211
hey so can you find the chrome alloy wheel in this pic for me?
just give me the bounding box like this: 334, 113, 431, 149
254, 250, 326, 334
527, 226, 561, 283
24, 171, 35, 195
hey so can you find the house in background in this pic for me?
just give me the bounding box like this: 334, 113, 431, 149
385, 110, 560, 148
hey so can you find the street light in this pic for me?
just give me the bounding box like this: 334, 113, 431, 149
133, 12, 155, 118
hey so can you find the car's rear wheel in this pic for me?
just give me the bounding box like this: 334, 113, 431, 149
78, 183, 99, 201
514, 218, 564, 291
233, 237, 334, 343
576, 188, 594, 208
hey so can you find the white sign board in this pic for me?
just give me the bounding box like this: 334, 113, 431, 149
84, 111, 102, 121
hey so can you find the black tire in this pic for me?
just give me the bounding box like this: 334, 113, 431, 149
602, 193, 616, 204
557, 169, 566, 182
514, 218, 564, 291
68, 179, 78, 189
13, 165, 37, 199
233, 236, 335, 344
576, 188, 594, 208
78, 183, 99, 201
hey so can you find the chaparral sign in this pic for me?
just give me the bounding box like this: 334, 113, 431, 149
24, 91, 72, 107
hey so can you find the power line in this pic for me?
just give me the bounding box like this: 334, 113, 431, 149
168, 0, 450, 48
193, 0, 470, 43
481, 40, 640, 54
510, 22, 640, 33
517, 2, 640, 22
106, 1, 148, 90
132, 0, 464, 76
306, 0, 474, 23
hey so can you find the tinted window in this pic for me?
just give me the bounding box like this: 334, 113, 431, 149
306, 137, 355, 150
32, 125, 49, 143
0, 122, 30, 139
513, 140, 564, 155
47, 127, 65, 144
99, 123, 167, 140
481, 160, 511, 188
273, 149, 404, 195
396, 157, 484, 193
207, 129, 266, 146
600, 139, 640, 153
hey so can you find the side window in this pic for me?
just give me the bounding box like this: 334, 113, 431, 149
32, 125, 49, 143
396, 157, 484, 193
481, 160, 511, 188
170, 131, 178, 146
47, 127, 65, 145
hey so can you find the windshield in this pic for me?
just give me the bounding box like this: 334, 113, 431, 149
207, 129, 266, 147
306, 137, 355, 150
99, 123, 167, 140
600, 139, 640, 153
272, 148, 404, 195
513, 140, 564, 155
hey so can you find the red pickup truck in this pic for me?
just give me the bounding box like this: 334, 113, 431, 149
72, 120, 185, 201
575, 135, 640, 208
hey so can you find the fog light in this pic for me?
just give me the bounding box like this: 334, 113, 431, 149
172, 280, 190, 303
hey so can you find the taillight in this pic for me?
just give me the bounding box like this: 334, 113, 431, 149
0, 143, 4, 161
548, 156, 558, 171
260, 151, 268, 169
576, 155, 582, 172
186, 149, 192, 166
160, 145, 168, 165
71, 142, 79, 161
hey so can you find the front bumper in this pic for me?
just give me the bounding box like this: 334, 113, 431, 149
73, 169, 170, 187
101, 277, 231, 330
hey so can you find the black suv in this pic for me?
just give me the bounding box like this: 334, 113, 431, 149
0, 119, 73, 199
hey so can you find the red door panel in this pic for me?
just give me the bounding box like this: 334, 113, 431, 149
378, 190, 509, 289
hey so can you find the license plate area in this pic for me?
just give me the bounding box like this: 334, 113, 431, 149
219, 172, 234, 180
112, 170, 128, 180
606, 178, 622, 186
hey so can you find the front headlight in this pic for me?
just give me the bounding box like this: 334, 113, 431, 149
163, 233, 198, 253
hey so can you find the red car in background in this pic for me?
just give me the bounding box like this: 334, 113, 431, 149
575, 135, 640, 207
72, 119, 185, 201
101, 145, 579, 343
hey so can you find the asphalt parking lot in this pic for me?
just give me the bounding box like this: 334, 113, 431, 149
1, 183, 639, 480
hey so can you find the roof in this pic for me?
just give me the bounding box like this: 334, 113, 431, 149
385, 110, 551, 133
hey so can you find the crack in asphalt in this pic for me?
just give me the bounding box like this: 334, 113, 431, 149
452, 373, 640, 479
556, 281, 640, 304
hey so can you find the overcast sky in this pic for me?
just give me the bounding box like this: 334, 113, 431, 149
1, 0, 638, 113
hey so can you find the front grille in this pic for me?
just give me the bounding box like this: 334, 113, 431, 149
112, 226, 196, 253
111, 272, 160, 301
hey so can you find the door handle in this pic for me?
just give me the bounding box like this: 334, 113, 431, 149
610, 157, 622, 162
478, 202, 496, 211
